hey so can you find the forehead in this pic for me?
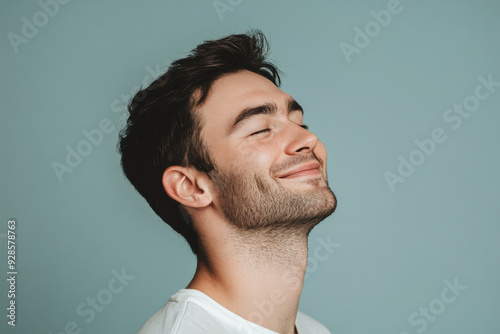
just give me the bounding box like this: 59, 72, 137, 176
196, 70, 291, 132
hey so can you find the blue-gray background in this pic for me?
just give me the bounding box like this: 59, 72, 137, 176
1, 0, 499, 333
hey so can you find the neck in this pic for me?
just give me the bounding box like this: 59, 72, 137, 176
187, 225, 310, 334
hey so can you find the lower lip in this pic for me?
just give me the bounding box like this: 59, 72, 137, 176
281, 169, 321, 179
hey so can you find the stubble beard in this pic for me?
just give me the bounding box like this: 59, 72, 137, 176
208, 154, 337, 237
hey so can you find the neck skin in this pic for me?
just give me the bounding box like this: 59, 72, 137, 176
186, 212, 309, 334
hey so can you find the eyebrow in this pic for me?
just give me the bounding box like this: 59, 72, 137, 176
227, 97, 304, 135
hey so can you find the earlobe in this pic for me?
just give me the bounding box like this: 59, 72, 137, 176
162, 166, 212, 208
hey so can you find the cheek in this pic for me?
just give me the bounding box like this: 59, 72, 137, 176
212, 141, 277, 176
248, 144, 277, 172
230, 141, 279, 179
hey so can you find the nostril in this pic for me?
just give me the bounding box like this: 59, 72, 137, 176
295, 146, 311, 153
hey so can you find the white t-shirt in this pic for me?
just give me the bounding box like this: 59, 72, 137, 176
137, 289, 331, 334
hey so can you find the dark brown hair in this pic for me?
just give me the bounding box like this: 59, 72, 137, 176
118, 30, 281, 256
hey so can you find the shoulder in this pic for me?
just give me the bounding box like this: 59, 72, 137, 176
295, 311, 332, 334
136, 294, 189, 334
137, 297, 222, 334
136, 289, 261, 334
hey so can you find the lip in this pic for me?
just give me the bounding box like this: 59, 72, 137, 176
276, 161, 321, 179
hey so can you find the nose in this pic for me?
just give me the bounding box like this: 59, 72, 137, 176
284, 122, 319, 155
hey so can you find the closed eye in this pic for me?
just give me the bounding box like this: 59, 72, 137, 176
250, 128, 271, 136
251, 124, 308, 136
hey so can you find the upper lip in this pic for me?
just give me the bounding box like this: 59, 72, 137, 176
275, 161, 321, 178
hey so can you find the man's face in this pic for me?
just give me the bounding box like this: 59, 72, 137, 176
197, 70, 336, 232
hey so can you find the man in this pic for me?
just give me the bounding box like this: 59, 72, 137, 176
119, 30, 337, 334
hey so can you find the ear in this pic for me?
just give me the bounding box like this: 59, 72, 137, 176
162, 166, 212, 209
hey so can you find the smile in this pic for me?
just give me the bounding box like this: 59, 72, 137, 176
276, 162, 322, 179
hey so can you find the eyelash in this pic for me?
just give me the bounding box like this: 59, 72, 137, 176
250, 128, 271, 136
250, 124, 309, 136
